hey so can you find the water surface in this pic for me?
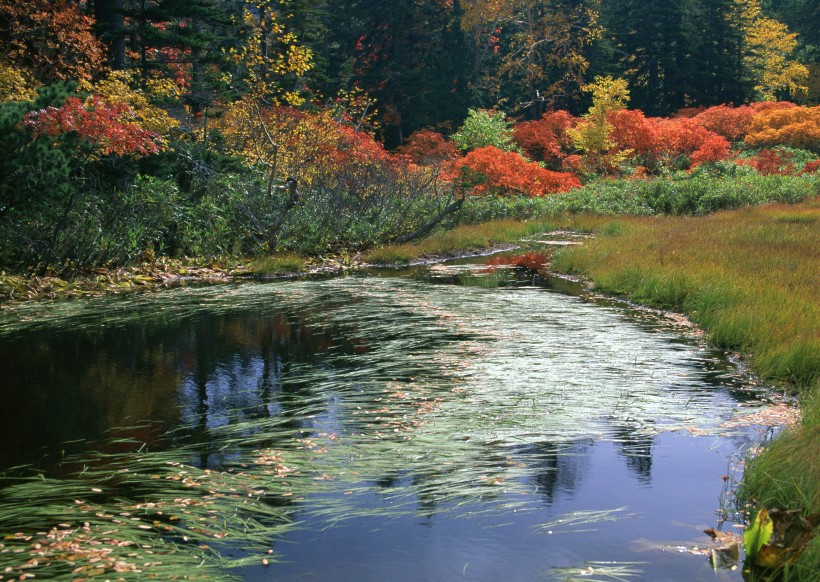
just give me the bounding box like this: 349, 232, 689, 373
0, 262, 775, 580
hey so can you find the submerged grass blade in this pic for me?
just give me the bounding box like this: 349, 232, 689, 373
547, 561, 645, 581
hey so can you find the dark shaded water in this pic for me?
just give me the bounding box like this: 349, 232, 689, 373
0, 259, 777, 580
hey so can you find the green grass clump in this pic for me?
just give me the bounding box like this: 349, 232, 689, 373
249, 253, 307, 275
365, 219, 555, 264
738, 387, 820, 579
454, 172, 818, 223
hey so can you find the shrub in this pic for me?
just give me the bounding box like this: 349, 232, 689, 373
745, 106, 820, 152
689, 133, 732, 167
692, 104, 754, 141
451, 108, 518, 152
512, 110, 576, 167
453, 146, 581, 197
395, 129, 459, 165
739, 148, 797, 175
608, 109, 659, 162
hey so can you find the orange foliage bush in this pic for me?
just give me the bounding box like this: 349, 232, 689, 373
737, 149, 796, 175
454, 146, 580, 196
655, 118, 728, 161
692, 105, 754, 141
512, 110, 576, 166
749, 101, 797, 113
606, 111, 730, 169
607, 109, 659, 160
689, 133, 732, 167
745, 106, 820, 152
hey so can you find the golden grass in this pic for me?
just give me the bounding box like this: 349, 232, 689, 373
553, 199, 820, 390
553, 199, 820, 561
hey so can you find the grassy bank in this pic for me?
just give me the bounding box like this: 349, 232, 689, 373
551, 198, 819, 578
364, 216, 614, 264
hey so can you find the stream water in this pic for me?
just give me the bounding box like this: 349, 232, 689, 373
0, 257, 780, 581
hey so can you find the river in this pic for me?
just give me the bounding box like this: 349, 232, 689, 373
0, 256, 780, 580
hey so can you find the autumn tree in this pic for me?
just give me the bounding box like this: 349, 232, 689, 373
224, 1, 313, 105
568, 76, 630, 173
461, 0, 602, 115
0, 0, 105, 84
737, 0, 809, 100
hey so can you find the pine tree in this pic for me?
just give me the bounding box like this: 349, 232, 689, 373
689, 0, 754, 105
602, 0, 690, 115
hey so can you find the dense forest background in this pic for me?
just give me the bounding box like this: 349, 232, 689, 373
0, 0, 818, 276
52, 0, 820, 145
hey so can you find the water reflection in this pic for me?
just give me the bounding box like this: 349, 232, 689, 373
0, 269, 774, 580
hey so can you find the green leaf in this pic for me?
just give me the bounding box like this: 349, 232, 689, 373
744, 508, 774, 559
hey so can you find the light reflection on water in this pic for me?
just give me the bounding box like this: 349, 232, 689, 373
0, 266, 772, 580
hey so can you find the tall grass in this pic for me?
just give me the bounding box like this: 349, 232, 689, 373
454, 172, 818, 224
553, 199, 819, 390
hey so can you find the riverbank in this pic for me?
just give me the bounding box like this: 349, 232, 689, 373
366, 200, 820, 578
550, 199, 819, 579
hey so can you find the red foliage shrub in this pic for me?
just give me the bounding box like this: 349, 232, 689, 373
654, 118, 722, 159
332, 124, 394, 167
24, 96, 162, 156
512, 110, 576, 165
693, 105, 754, 142
798, 160, 820, 175
485, 251, 551, 272
454, 146, 581, 197
607, 109, 660, 160
738, 149, 797, 175
395, 129, 459, 165
689, 133, 732, 167
672, 107, 705, 119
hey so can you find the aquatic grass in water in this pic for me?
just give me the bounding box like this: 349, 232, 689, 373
548, 561, 645, 581
0, 275, 777, 579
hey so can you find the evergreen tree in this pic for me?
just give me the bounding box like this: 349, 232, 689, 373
327, 0, 471, 147
688, 0, 754, 105
602, 0, 690, 115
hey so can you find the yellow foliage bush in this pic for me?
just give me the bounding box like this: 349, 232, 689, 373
78, 71, 180, 135
745, 106, 820, 152
0, 60, 37, 102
